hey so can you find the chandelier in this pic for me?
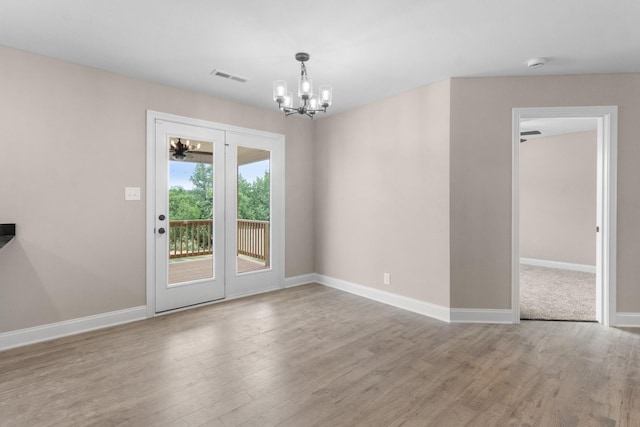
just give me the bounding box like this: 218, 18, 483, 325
273, 52, 332, 118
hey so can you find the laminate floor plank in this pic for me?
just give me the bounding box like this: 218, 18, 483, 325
1, 284, 639, 426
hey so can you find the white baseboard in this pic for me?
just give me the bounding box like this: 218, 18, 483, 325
284, 273, 316, 288
315, 274, 451, 323
314, 274, 517, 324
0, 306, 147, 352
520, 257, 596, 274
4, 276, 630, 353
616, 313, 640, 327
450, 308, 514, 324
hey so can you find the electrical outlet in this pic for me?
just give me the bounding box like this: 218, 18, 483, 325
383, 273, 390, 285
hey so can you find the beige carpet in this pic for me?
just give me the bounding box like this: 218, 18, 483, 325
520, 264, 596, 321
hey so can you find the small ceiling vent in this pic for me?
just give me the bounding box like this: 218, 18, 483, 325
210, 69, 249, 83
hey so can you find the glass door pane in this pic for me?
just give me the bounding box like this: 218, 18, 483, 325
168, 138, 215, 285
236, 147, 271, 274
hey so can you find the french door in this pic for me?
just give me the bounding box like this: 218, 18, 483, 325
154, 121, 225, 312
148, 113, 284, 313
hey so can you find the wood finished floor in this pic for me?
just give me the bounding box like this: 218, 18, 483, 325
1, 284, 639, 426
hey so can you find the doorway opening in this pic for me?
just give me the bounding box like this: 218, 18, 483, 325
518, 118, 597, 321
512, 106, 617, 326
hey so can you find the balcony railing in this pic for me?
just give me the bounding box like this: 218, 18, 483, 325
169, 220, 213, 259
237, 219, 270, 267
169, 219, 269, 266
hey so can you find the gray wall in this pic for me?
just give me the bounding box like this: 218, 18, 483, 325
314, 74, 640, 314
2, 45, 640, 335
0, 46, 315, 333
520, 131, 597, 265
313, 80, 451, 307
450, 75, 640, 312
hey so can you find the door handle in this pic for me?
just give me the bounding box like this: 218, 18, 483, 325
158, 227, 166, 234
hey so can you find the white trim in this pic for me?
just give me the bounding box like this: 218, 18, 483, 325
450, 308, 514, 324
512, 108, 521, 324
284, 274, 316, 288
520, 258, 596, 274
615, 313, 640, 328
146, 111, 156, 317
315, 275, 515, 324
512, 106, 618, 326
0, 306, 146, 351
147, 110, 285, 140
315, 274, 451, 323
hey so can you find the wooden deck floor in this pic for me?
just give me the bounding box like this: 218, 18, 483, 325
169, 255, 267, 284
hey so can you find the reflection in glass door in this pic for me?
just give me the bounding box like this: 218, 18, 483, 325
236, 147, 271, 274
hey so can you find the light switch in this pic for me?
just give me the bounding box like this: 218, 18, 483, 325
125, 187, 141, 201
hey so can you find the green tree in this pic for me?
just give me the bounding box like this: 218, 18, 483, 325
168, 187, 200, 220
250, 171, 270, 221
190, 163, 213, 219
168, 163, 270, 222
237, 174, 255, 220
237, 170, 270, 221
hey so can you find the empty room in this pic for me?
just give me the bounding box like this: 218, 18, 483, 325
1, 1, 640, 425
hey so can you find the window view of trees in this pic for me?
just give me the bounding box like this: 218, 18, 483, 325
168, 162, 270, 221
169, 163, 213, 220
237, 171, 270, 221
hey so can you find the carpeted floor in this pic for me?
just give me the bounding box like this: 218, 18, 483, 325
520, 264, 596, 321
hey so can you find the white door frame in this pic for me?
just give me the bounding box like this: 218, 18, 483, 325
511, 106, 618, 326
146, 111, 285, 317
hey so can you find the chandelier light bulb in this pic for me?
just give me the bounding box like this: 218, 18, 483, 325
299, 75, 313, 99
283, 92, 293, 109
273, 80, 287, 102
319, 85, 332, 107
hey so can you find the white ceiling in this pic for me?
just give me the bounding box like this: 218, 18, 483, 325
1, 0, 639, 116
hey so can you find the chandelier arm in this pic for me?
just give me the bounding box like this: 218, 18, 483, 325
305, 106, 326, 113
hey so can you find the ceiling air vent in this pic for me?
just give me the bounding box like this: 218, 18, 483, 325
210, 69, 249, 83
